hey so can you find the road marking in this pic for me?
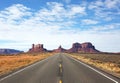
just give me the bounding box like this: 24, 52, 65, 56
59, 62, 63, 83
0, 56, 52, 82
59, 80, 62, 83
59, 64, 62, 68
60, 68, 62, 73
59, 63, 63, 73
70, 56, 118, 83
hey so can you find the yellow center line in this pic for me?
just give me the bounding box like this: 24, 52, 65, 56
59, 80, 62, 83
59, 63, 63, 83
60, 68, 62, 73
59, 64, 62, 73
59, 64, 62, 68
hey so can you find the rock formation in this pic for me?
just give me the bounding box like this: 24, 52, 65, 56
68, 42, 82, 53
68, 42, 99, 53
28, 44, 47, 52
28, 42, 100, 53
53, 45, 66, 52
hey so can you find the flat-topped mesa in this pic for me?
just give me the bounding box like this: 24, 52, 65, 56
28, 44, 47, 52
68, 42, 82, 53
68, 42, 99, 53
53, 45, 66, 52
81, 42, 95, 49
81, 42, 99, 53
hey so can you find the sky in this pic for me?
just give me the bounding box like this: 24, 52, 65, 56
0, 0, 120, 52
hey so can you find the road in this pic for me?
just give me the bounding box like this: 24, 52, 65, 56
0, 53, 119, 83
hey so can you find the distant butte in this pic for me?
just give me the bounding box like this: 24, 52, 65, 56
28, 44, 47, 53
67, 42, 99, 53
28, 42, 100, 53
53, 45, 66, 52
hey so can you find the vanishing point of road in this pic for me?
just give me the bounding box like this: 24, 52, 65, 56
0, 53, 119, 83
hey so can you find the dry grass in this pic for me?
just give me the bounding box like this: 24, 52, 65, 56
70, 53, 120, 77
0, 53, 54, 76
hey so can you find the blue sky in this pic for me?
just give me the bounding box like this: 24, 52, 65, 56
0, 0, 120, 52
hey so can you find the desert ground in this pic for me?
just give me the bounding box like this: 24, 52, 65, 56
70, 53, 120, 78
0, 53, 54, 76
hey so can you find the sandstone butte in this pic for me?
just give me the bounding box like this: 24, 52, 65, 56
28, 42, 100, 53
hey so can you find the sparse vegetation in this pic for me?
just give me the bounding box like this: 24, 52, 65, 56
0, 53, 54, 76
70, 53, 120, 77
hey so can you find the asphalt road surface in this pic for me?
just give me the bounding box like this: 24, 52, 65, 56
0, 53, 119, 83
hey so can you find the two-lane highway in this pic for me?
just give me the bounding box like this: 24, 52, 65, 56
0, 53, 119, 83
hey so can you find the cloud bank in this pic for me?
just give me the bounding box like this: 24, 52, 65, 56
0, 1, 120, 52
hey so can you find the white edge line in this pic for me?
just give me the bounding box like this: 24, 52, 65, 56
69, 56, 118, 83
0, 57, 49, 82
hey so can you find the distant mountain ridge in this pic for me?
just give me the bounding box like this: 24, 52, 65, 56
0, 49, 23, 54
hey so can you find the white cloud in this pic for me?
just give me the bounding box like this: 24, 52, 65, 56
81, 19, 99, 25
0, 4, 31, 24
89, 0, 120, 10
88, 0, 120, 21
105, 0, 120, 9
91, 23, 120, 31
34, 2, 86, 22
69, 5, 86, 16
